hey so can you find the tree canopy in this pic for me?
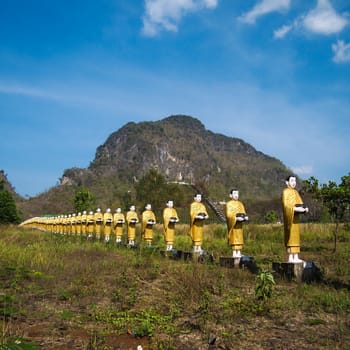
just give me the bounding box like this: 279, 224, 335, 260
0, 180, 20, 224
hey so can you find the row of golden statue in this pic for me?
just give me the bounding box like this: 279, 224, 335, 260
20, 176, 308, 264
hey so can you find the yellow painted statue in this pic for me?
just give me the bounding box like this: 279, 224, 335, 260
225, 189, 248, 258
141, 204, 156, 246
282, 176, 309, 263
81, 211, 87, 237
189, 194, 209, 253
126, 205, 139, 246
94, 208, 103, 240
76, 212, 82, 235
86, 211, 95, 238
163, 200, 179, 251
71, 213, 76, 235
113, 208, 125, 244
103, 208, 113, 242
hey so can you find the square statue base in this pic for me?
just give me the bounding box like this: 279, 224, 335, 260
219, 256, 258, 273
272, 261, 322, 283
160, 249, 183, 260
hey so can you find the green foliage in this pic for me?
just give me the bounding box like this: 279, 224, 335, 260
73, 187, 95, 212
303, 174, 350, 251
264, 210, 278, 224
303, 174, 350, 223
0, 180, 20, 224
135, 167, 185, 217
255, 269, 275, 301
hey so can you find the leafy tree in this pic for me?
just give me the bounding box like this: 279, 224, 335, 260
303, 174, 350, 252
0, 180, 20, 224
73, 187, 96, 212
135, 167, 185, 217
135, 167, 167, 214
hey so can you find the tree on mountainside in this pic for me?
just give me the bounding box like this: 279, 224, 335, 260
303, 174, 350, 252
0, 180, 20, 224
73, 187, 96, 212
135, 167, 185, 217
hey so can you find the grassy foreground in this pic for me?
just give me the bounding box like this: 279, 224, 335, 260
0, 223, 350, 349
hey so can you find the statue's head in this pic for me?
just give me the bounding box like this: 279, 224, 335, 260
194, 194, 202, 202
229, 188, 239, 200
106, 208, 111, 213
130, 205, 135, 211
145, 204, 152, 210
286, 176, 297, 189
116, 208, 121, 213
167, 200, 174, 208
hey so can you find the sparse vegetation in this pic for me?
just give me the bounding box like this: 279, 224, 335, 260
1, 223, 350, 349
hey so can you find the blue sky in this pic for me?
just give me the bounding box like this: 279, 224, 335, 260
1, 0, 349, 197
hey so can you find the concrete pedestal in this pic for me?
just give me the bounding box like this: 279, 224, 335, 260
219, 257, 240, 268
160, 249, 183, 260
219, 256, 258, 273
272, 261, 322, 283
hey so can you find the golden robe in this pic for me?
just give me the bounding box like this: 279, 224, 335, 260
94, 212, 103, 239
76, 214, 82, 235
86, 213, 95, 236
103, 211, 113, 239
126, 210, 139, 241
163, 207, 179, 246
282, 186, 304, 254
189, 201, 208, 246
225, 199, 246, 250
142, 210, 156, 243
81, 213, 87, 236
71, 216, 76, 235
113, 212, 125, 241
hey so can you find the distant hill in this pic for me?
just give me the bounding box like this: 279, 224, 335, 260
17, 115, 292, 221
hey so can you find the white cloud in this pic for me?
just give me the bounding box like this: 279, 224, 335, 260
0, 82, 63, 101
332, 40, 350, 63
291, 165, 313, 177
273, 23, 293, 38
141, 0, 218, 37
302, 0, 348, 35
239, 0, 290, 24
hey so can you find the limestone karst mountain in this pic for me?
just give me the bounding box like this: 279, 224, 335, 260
18, 115, 292, 220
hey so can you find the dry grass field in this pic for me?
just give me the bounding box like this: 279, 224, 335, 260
1, 223, 350, 349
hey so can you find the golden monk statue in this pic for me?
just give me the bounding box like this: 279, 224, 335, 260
225, 189, 248, 258
81, 210, 87, 237
86, 210, 95, 239
76, 212, 82, 236
163, 200, 179, 251
103, 208, 113, 242
141, 204, 156, 246
94, 208, 103, 240
189, 194, 209, 253
282, 176, 309, 263
113, 208, 125, 244
71, 213, 76, 235
126, 205, 139, 246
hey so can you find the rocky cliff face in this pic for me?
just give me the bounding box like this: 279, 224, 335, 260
62, 115, 290, 201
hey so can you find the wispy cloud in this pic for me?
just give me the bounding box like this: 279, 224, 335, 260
239, 0, 290, 25
141, 0, 217, 36
291, 165, 313, 177
302, 0, 348, 35
332, 40, 350, 63
273, 23, 293, 38
0, 82, 63, 101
